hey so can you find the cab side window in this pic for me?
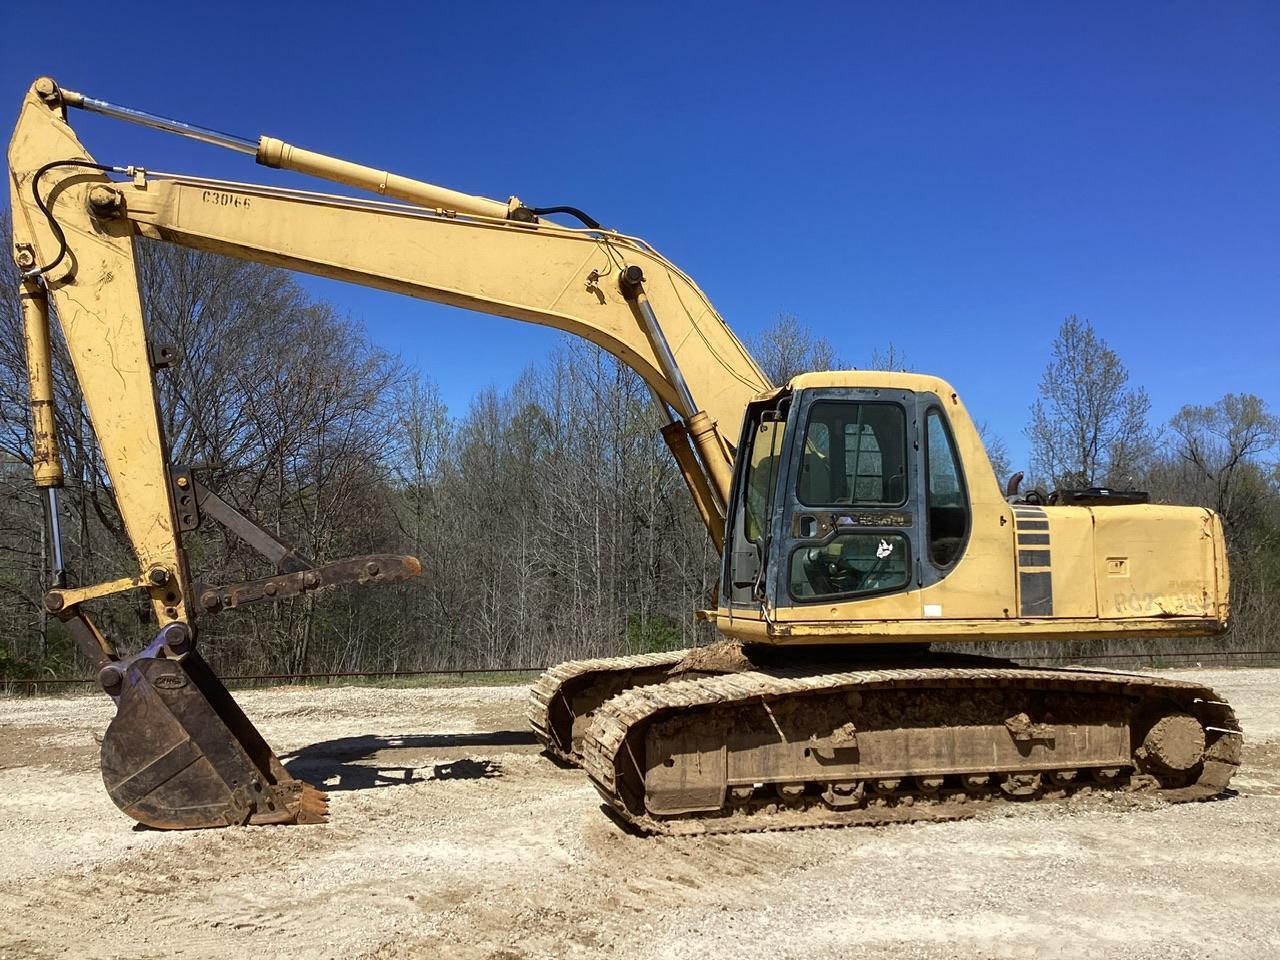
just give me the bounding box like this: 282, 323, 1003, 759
743, 417, 784, 543
925, 408, 968, 566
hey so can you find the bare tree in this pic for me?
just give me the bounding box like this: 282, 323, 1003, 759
1165, 394, 1279, 537
1145, 394, 1280, 651
975, 420, 1012, 487
868, 341, 911, 372
1027, 315, 1152, 489
750, 313, 844, 383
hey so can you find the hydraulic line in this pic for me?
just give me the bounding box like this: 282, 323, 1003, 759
22, 159, 126, 279
527, 205, 601, 229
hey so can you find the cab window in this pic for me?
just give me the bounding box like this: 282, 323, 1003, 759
743, 416, 785, 543
797, 401, 907, 506
925, 408, 968, 566
789, 532, 910, 600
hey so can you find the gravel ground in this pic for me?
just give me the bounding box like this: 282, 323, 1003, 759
0, 668, 1278, 960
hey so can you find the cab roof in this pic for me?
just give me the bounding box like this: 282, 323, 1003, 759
751, 370, 959, 403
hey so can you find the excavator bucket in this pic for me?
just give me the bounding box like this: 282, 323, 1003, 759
100, 650, 327, 829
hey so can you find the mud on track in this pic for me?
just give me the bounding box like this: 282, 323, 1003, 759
1, 668, 1278, 960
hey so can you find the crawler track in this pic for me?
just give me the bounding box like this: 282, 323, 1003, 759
580, 665, 1242, 835
527, 651, 688, 764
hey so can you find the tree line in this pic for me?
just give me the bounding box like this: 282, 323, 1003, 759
0, 225, 1275, 680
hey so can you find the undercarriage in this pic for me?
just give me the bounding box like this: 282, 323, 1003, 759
530, 646, 1242, 834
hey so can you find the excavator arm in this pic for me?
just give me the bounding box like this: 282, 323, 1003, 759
6, 76, 768, 829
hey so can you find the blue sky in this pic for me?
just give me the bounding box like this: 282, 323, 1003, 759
4, 2, 1277, 470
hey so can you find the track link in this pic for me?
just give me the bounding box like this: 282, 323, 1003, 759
581, 665, 1242, 835
527, 650, 688, 764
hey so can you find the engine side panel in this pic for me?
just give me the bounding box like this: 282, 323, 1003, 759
1092, 505, 1225, 620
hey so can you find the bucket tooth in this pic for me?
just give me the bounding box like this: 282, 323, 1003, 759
99, 650, 326, 829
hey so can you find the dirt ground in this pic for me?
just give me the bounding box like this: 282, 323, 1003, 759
1, 667, 1278, 960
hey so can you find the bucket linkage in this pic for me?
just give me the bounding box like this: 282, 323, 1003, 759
49, 468, 422, 830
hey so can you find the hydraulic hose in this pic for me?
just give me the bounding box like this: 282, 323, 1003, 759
526, 205, 601, 230
22, 159, 125, 279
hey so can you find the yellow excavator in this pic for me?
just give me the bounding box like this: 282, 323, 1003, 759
8, 76, 1241, 833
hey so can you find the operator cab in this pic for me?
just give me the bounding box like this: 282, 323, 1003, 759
722, 376, 971, 616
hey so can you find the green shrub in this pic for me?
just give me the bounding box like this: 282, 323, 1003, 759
625, 613, 682, 655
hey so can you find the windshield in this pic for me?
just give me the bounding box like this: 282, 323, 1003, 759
796, 401, 907, 506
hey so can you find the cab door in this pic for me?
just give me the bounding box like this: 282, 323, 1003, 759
767, 388, 925, 618
722, 396, 792, 612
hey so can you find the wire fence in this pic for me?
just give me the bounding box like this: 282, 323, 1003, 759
1009, 649, 1280, 663
0, 665, 546, 693
3, 649, 1279, 694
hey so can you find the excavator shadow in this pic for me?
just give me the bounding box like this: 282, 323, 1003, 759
280, 731, 538, 793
